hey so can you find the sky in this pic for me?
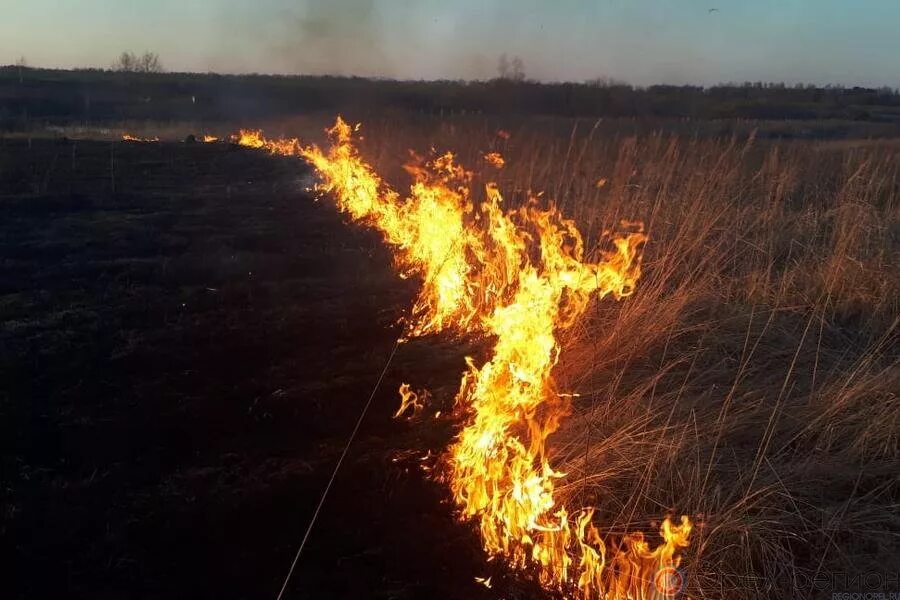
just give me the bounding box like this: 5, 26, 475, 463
1, 0, 899, 87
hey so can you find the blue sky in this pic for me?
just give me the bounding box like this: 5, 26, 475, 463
1, 0, 898, 86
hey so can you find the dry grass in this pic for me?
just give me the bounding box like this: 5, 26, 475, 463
327, 114, 899, 599
16, 112, 890, 597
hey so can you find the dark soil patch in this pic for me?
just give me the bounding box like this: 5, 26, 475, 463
0, 139, 544, 599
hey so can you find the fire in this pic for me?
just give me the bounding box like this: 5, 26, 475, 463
232, 129, 301, 156
202, 134, 219, 143
394, 383, 426, 419
484, 152, 505, 168
233, 129, 266, 148
235, 118, 691, 598
121, 133, 159, 142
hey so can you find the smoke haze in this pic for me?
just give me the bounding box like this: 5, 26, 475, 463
2, 0, 900, 87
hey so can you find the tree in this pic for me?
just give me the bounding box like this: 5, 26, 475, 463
113, 51, 163, 73
15, 56, 26, 84
586, 76, 629, 88
510, 56, 525, 82
114, 51, 137, 72
497, 53, 526, 82
137, 51, 163, 73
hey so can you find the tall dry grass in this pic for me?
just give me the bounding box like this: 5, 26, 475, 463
300, 113, 899, 598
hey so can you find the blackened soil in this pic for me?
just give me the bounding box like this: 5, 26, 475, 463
0, 138, 545, 599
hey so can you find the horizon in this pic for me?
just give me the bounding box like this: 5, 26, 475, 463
3, 0, 900, 89
5, 64, 900, 92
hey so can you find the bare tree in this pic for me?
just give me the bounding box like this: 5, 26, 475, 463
15, 56, 26, 83
586, 76, 629, 88
113, 51, 163, 73
509, 56, 525, 81
497, 53, 525, 82
137, 51, 163, 73
497, 53, 510, 79
114, 51, 137, 72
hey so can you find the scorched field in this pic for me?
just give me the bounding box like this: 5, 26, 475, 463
2, 114, 898, 600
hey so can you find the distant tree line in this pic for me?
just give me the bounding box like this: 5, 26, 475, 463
1, 65, 900, 128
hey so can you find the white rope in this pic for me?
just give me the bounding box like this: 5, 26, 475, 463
275, 337, 402, 600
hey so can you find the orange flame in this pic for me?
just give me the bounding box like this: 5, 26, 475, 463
484, 152, 505, 168
202, 134, 219, 143
394, 383, 426, 419
235, 118, 691, 598
232, 129, 300, 156
122, 133, 159, 142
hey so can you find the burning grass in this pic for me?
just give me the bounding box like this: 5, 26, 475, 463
266, 115, 898, 599
237, 119, 693, 598
4, 113, 897, 598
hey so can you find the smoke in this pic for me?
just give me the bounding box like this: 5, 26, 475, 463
205, 0, 613, 82
267, 0, 394, 77
211, 0, 519, 81
208, 0, 545, 81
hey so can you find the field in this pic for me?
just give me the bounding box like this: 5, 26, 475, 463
0, 136, 527, 598
2, 107, 899, 598
312, 115, 900, 598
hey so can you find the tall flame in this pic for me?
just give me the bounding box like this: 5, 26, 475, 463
234, 119, 691, 598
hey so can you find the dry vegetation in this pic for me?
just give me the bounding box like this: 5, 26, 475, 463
322, 114, 899, 598
4, 111, 896, 598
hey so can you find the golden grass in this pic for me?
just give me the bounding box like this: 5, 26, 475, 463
311, 113, 900, 598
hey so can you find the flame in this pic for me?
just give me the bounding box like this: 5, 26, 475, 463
394, 383, 426, 419
202, 134, 219, 143
232, 129, 301, 156
484, 152, 505, 169
122, 133, 159, 142
235, 118, 691, 598
233, 129, 266, 148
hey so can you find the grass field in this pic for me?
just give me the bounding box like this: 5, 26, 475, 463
346, 115, 900, 598
2, 112, 898, 599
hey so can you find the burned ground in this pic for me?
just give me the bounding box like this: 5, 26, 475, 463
3, 116, 897, 600
0, 139, 537, 599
